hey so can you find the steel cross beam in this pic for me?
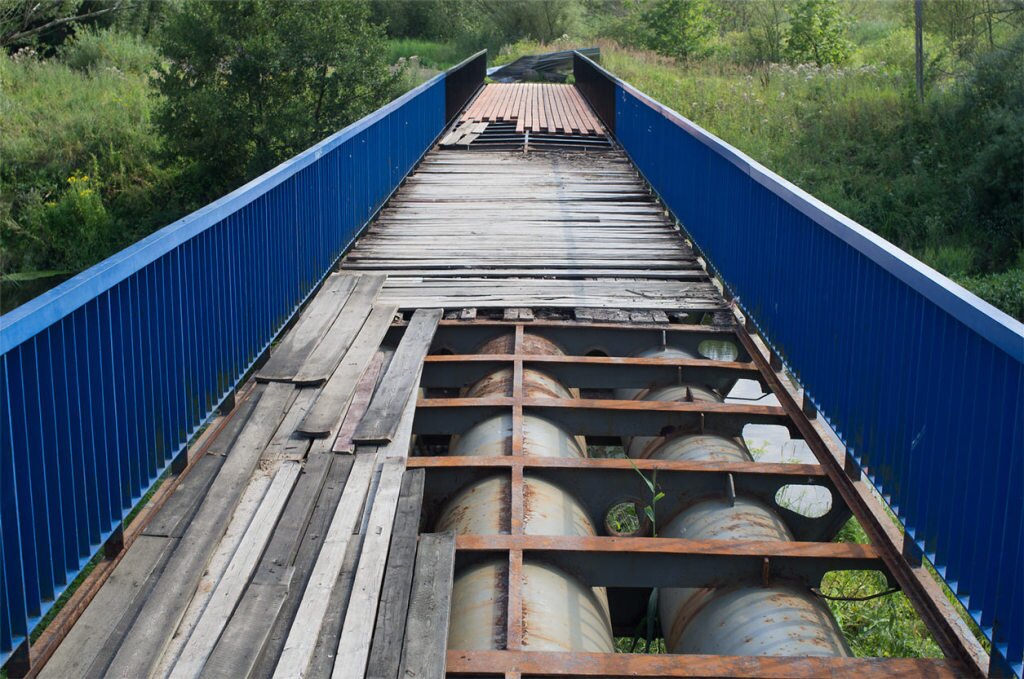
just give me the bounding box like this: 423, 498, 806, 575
408, 318, 984, 677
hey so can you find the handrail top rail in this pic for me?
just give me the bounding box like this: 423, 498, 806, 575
0, 68, 450, 353
573, 51, 1024, 362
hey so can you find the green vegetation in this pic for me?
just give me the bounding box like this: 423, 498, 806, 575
4, 0, 1020, 319
822, 518, 943, 657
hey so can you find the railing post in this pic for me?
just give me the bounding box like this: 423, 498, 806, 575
104, 523, 125, 559
6, 642, 30, 678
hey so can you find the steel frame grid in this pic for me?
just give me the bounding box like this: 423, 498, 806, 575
405, 318, 969, 678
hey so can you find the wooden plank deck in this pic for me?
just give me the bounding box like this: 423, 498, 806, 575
459, 83, 604, 135
347, 149, 722, 313
34, 86, 741, 679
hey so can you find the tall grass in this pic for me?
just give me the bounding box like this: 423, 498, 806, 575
386, 38, 469, 69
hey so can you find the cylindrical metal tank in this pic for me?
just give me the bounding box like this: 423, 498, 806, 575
658, 497, 849, 656
667, 582, 851, 657
449, 413, 587, 458
447, 559, 615, 653
436, 475, 596, 537
476, 332, 566, 356
615, 345, 700, 401
625, 382, 729, 458
464, 366, 577, 399
619, 339, 850, 658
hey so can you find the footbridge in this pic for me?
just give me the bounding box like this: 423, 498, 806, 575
2, 51, 1021, 678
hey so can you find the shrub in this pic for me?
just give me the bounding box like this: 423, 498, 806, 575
956, 269, 1024, 321
61, 27, 160, 76
786, 0, 853, 65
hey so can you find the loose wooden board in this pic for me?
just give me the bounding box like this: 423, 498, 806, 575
397, 532, 456, 679
297, 304, 399, 438
352, 308, 441, 445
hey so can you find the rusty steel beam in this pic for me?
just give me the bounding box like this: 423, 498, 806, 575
424, 353, 757, 371
445, 650, 962, 678
454, 534, 878, 561
407, 455, 826, 477
734, 328, 988, 675
418, 396, 785, 416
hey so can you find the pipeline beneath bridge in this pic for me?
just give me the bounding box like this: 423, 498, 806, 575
619, 340, 851, 657
442, 333, 615, 652
439, 331, 849, 657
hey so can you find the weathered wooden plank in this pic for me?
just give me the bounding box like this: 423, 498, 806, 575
200, 577, 293, 679
249, 453, 355, 679
153, 472, 275, 677
105, 381, 296, 679
364, 469, 426, 679
306, 530, 363, 679
143, 454, 223, 538
38, 536, 175, 679
332, 351, 386, 454
208, 383, 266, 456
297, 304, 398, 438
256, 275, 358, 382
263, 388, 319, 461
293, 274, 387, 386
200, 451, 340, 679
169, 461, 302, 679
397, 532, 457, 679
352, 308, 442, 444
330, 456, 406, 679
272, 454, 377, 679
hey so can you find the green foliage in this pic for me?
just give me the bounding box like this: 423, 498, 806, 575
371, 0, 469, 42
60, 25, 159, 75
823, 518, 943, 658
0, 37, 172, 274
596, 29, 1023, 319
156, 0, 400, 201
785, 0, 853, 65
956, 269, 1024, 321
626, 0, 717, 59
26, 171, 116, 270
386, 38, 468, 70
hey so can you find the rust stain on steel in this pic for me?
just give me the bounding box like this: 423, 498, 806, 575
419, 395, 787, 416
443, 649, 962, 677
476, 331, 566, 356
448, 413, 587, 459
406, 455, 826, 477
448, 560, 510, 651
453, 534, 880, 560
734, 327, 986, 674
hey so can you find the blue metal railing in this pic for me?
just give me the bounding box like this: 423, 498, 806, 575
0, 53, 484, 664
575, 53, 1023, 675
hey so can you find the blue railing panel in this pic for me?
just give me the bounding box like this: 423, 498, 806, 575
0, 56, 479, 663
586, 58, 1024, 674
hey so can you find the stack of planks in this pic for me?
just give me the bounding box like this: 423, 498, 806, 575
345, 150, 725, 313
458, 83, 604, 135
40, 275, 456, 679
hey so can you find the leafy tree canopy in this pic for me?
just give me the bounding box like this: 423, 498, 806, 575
629, 0, 717, 59
785, 0, 852, 65
157, 0, 399, 201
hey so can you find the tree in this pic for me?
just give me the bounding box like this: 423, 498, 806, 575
914, 0, 924, 101
785, 0, 852, 65
157, 0, 400, 201
1, 0, 122, 50
630, 0, 717, 59
749, 0, 788, 63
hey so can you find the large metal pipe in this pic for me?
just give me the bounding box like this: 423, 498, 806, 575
436, 474, 596, 537
444, 334, 614, 652
624, 345, 850, 657
447, 559, 615, 652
